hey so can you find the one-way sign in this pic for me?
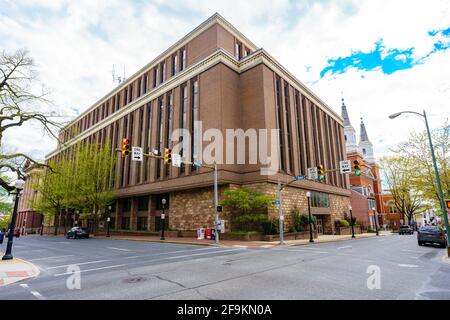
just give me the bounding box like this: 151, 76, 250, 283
340, 160, 351, 174
131, 147, 143, 162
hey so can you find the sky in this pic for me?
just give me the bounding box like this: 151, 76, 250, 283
1, 0, 450, 163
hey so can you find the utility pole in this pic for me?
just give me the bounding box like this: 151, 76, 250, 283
277, 180, 284, 245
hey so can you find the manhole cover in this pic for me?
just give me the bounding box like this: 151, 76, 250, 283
124, 277, 146, 283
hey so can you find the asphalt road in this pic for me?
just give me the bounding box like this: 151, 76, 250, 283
0, 233, 449, 300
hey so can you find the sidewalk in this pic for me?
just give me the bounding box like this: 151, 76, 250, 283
0, 255, 40, 287
105, 230, 393, 249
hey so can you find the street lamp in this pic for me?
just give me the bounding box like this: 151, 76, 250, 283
2, 179, 25, 260
306, 192, 314, 243
75, 210, 79, 227
349, 206, 355, 238
160, 198, 166, 240
107, 205, 112, 237
390, 109, 450, 255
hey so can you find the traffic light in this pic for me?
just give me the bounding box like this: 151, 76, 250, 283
164, 148, 172, 164
446, 200, 450, 210
353, 159, 361, 176
317, 165, 325, 181
121, 138, 130, 157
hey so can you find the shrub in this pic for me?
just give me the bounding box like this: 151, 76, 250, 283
261, 219, 279, 235
336, 219, 350, 227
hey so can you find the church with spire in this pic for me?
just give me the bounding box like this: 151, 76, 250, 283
341, 98, 387, 230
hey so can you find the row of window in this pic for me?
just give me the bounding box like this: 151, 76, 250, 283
310, 191, 330, 208
235, 40, 252, 60
61, 48, 189, 144
275, 76, 346, 189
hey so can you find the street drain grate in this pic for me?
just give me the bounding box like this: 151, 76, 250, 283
124, 277, 146, 284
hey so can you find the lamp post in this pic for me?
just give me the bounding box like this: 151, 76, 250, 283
390, 110, 450, 255
374, 212, 379, 236
2, 179, 25, 260
75, 210, 79, 227
160, 198, 166, 240
349, 206, 355, 238
106, 205, 112, 237
306, 192, 314, 243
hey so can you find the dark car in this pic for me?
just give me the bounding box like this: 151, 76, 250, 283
66, 227, 90, 239
399, 225, 414, 235
418, 226, 447, 248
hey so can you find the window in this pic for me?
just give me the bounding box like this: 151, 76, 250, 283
137, 196, 149, 211
172, 55, 178, 76
235, 42, 241, 59
310, 192, 330, 208
160, 62, 166, 83
144, 102, 152, 181
368, 199, 377, 211
363, 148, 367, 155
181, 48, 187, 70
284, 84, 293, 173
137, 217, 147, 231
143, 73, 148, 93
153, 68, 158, 87
275, 78, 285, 172
128, 84, 133, 103
180, 85, 188, 174
121, 198, 131, 212
165, 93, 173, 176
191, 80, 199, 168
156, 98, 164, 179
121, 217, 130, 230
137, 78, 141, 97
345, 135, 347, 142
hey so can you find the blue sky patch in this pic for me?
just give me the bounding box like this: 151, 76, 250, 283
319, 39, 417, 78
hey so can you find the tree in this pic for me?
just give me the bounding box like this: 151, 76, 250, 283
395, 121, 450, 210
0, 49, 62, 192
380, 156, 425, 225
33, 141, 116, 235
221, 187, 275, 231
32, 159, 72, 235
71, 141, 116, 235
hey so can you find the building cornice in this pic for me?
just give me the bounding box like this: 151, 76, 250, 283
48, 48, 344, 159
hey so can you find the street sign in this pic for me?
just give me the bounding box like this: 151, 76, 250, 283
131, 146, 143, 162
340, 160, 351, 174
280, 215, 284, 221
272, 200, 280, 206
161, 213, 165, 219
307, 167, 318, 180
172, 153, 181, 167
192, 162, 202, 168
294, 175, 306, 181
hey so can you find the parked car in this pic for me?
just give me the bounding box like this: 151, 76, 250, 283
66, 227, 90, 239
399, 225, 414, 235
418, 226, 447, 248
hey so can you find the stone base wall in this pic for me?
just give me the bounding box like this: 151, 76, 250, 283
169, 182, 350, 234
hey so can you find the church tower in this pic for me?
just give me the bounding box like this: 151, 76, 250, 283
341, 98, 358, 154
359, 117, 376, 163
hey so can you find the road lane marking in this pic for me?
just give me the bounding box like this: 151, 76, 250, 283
337, 246, 352, 250
107, 247, 131, 252
53, 248, 245, 277
232, 245, 248, 249
121, 247, 219, 260
261, 245, 274, 248
29, 255, 75, 261
54, 264, 127, 276
398, 264, 419, 268
287, 249, 328, 254
46, 260, 110, 270
20, 284, 45, 300
401, 249, 424, 254
166, 248, 244, 259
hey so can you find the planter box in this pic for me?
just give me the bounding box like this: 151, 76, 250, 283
220, 233, 264, 241
335, 226, 362, 235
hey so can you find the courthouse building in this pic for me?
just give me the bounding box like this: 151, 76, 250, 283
38, 13, 351, 235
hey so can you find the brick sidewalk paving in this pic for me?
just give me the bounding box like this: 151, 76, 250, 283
0, 256, 40, 287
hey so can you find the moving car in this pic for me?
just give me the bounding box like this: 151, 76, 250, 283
399, 225, 414, 235
66, 227, 90, 239
418, 226, 447, 248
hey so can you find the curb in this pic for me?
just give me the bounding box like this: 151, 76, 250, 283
285, 233, 387, 247
0, 256, 40, 287
106, 237, 215, 247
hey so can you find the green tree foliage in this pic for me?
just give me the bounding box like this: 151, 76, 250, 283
33, 141, 116, 234
395, 121, 450, 211
380, 156, 424, 225
221, 187, 275, 231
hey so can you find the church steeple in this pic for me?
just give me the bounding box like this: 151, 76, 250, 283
358, 117, 375, 163
341, 96, 358, 154
341, 98, 351, 126
360, 117, 369, 142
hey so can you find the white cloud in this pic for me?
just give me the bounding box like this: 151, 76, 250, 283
0, 0, 449, 164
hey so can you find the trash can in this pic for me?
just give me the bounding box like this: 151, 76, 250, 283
205, 228, 212, 240
211, 228, 216, 241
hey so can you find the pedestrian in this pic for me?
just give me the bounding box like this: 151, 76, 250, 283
0, 228, 5, 244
